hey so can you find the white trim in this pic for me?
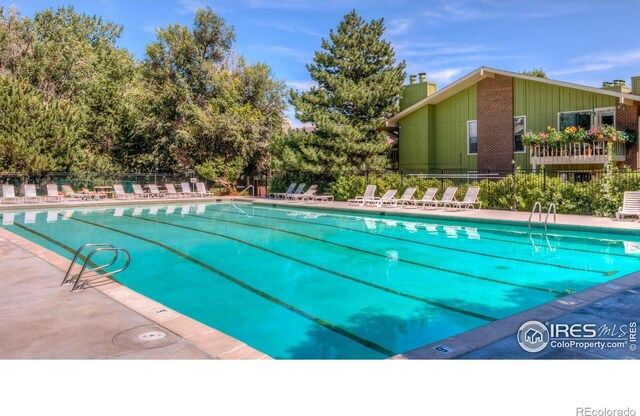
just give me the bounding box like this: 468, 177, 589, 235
467, 120, 478, 155
387, 66, 640, 126
514, 115, 526, 154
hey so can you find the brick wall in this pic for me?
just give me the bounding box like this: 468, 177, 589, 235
616, 100, 639, 169
477, 74, 514, 171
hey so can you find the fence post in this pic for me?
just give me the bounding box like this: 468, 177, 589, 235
400, 169, 403, 187
512, 160, 517, 211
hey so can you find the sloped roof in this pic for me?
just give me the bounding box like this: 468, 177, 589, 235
387, 66, 640, 127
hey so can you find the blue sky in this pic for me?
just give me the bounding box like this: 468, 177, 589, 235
3, 0, 640, 125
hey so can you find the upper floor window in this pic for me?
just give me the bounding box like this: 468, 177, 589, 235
468, 120, 477, 155
514, 116, 526, 153
559, 111, 592, 131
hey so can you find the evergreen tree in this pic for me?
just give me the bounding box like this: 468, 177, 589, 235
283, 10, 406, 174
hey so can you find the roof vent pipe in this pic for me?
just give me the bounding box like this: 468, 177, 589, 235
409, 75, 417, 85
418, 73, 427, 83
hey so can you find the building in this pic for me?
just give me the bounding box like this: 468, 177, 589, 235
386, 67, 640, 171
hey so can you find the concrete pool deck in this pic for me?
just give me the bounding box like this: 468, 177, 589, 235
1, 197, 640, 359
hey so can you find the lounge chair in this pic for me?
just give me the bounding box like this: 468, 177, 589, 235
113, 184, 131, 199
284, 183, 306, 200
164, 183, 184, 198
407, 187, 438, 209
2, 184, 20, 204
616, 191, 640, 220
61, 185, 88, 201
290, 185, 318, 202
367, 189, 398, 207
431, 186, 458, 209
348, 185, 377, 206
147, 184, 165, 198
45, 184, 64, 202
180, 182, 197, 197
22, 184, 42, 203
132, 184, 149, 198
269, 183, 296, 199
396, 187, 417, 207
450, 186, 482, 210
195, 182, 212, 197
304, 192, 335, 204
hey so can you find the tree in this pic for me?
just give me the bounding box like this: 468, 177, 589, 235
0, 76, 86, 173
135, 7, 286, 175
521, 68, 547, 78
0, 6, 137, 171
281, 10, 406, 174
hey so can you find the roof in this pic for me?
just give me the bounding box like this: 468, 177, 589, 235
387, 66, 640, 127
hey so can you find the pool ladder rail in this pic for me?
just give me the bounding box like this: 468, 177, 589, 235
230, 185, 254, 217
61, 243, 130, 292
528, 201, 557, 230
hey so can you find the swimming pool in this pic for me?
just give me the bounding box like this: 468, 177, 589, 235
2, 203, 640, 359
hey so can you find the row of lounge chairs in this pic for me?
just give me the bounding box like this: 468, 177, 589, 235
1, 182, 213, 204
347, 185, 482, 210
269, 183, 334, 204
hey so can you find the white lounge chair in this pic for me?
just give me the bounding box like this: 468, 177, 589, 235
305, 193, 335, 204
22, 184, 42, 203
181, 182, 197, 197
408, 187, 438, 209
270, 183, 296, 199
113, 184, 131, 199
348, 185, 377, 206
147, 184, 164, 198
284, 183, 306, 200
195, 182, 212, 197
132, 184, 148, 198
2, 184, 20, 204
45, 184, 64, 202
431, 186, 458, 209
164, 183, 184, 198
616, 191, 640, 220
396, 187, 417, 207
449, 186, 482, 210
291, 185, 318, 202
367, 189, 398, 207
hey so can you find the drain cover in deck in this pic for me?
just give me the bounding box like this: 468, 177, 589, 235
113, 324, 179, 350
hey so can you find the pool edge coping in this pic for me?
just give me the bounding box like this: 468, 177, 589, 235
0, 226, 273, 360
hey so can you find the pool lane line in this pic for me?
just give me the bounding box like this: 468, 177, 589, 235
123, 213, 498, 322
65, 216, 395, 357
241, 205, 637, 260
175, 210, 569, 295
201, 205, 609, 277
7, 219, 103, 272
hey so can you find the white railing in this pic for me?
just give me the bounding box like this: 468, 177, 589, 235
529, 140, 626, 167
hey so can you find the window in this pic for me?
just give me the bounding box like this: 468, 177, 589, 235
468, 120, 477, 154
599, 110, 615, 127
514, 116, 526, 153
559, 111, 592, 131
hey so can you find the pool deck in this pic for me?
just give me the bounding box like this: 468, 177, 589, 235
2, 196, 640, 359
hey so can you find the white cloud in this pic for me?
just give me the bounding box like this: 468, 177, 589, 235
254, 21, 323, 38
550, 49, 640, 76
423, 68, 467, 84
176, 0, 210, 14
287, 80, 317, 91
386, 18, 413, 37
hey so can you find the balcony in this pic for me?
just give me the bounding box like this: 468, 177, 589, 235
529, 140, 626, 167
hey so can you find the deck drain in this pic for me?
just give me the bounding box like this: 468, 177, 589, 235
138, 331, 167, 341
113, 325, 180, 350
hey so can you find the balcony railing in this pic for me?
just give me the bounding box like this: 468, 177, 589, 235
529, 140, 626, 167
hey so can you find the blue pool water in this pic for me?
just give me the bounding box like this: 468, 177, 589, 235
2, 203, 640, 359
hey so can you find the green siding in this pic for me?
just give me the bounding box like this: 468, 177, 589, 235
431, 85, 477, 169
513, 78, 616, 168
398, 106, 429, 169
399, 82, 437, 111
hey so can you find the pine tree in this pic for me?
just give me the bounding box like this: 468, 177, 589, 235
285, 10, 406, 174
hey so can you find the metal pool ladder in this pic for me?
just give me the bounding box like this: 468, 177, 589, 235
529, 201, 557, 230
61, 243, 130, 292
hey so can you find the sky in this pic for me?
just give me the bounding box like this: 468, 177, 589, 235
3, 0, 640, 125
